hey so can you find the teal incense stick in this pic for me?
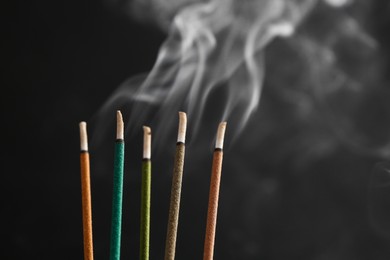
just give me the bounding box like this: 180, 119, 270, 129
140, 126, 152, 260
109, 111, 125, 260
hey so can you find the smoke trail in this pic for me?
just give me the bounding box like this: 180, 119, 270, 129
286, 1, 390, 159
96, 0, 390, 161
96, 0, 317, 146
228, 0, 390, 165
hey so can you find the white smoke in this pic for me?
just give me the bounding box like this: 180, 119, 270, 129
98, 0, 317, 144
95, 0, 390, 160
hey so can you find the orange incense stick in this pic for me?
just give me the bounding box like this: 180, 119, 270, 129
203, 122, 227, 260
79, 122, 94, 260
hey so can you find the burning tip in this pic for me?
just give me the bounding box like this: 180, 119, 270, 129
177, 111, 187, 143
143, 126, 152, 159
116, 110, 124, 140
79, 121, 88, 151
215, 122, 227, 150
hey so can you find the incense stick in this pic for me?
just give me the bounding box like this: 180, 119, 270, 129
109, 111, 125, 260
164, 112, 187, 260
203, 122, 227, 260
140, 126, 152, 260
79, 122, 94, 260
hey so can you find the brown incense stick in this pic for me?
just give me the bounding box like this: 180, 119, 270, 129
203, 122, 227, 260
164, 112, 187, 260
79, 122, 94, 260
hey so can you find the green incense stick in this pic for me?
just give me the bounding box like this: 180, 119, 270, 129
140, 126, 152, 260
110, 111, 125, 260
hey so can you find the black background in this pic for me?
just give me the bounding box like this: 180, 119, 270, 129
2, 1, 390, 259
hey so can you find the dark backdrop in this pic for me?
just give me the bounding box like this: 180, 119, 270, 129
2, 1, 390, 259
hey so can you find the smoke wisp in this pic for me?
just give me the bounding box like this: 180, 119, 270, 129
96, 0, 317, 147
96, 0, 390, 162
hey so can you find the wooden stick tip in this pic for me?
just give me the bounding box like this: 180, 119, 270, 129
79, 121, 88, 151
116, 110, 124, 140
177, 111, 187, 143
215, 121, 227, 149
143, 126, 151, 159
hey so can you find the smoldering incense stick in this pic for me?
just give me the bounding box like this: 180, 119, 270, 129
140, 126, 152, 260
79, 122, 94, 260
164, 112, 187, 260
203, 122, 227, 260
109, 111, 125, 260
